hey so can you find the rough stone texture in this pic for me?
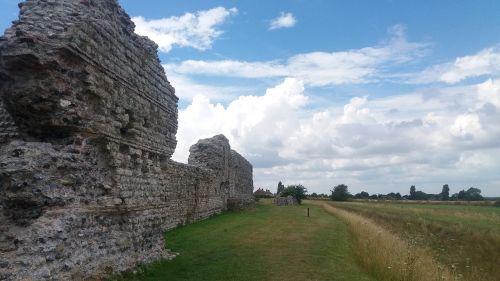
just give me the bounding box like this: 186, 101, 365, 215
0, 1, 253, 280
229, 150, 254, 202
275, 196, 298, 206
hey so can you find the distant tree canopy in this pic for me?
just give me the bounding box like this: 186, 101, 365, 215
452, 187, 483, 201
408, 185, 430, 200
386, 192, 402, 200
354, 191, 370, 199
281, 184, 307, 204
331, 185, 486, 202
413, 191, 428, 200
308, 193, 329, 199
409, 185, 416, 199
441, 184, 450, 201
277, 181, 285, 195
330, 184, 351, 201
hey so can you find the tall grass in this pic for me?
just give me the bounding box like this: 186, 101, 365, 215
331, 202, 500, 281
316, 202, 455, 281
352, 199, 497, 207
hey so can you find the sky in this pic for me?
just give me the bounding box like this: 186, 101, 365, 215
1, 1, 500, 196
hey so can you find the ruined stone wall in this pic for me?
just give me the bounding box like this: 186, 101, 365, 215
229, 150, 254, 201
275, 196, 298, 206
188, 135, 254, 206
0, 1, 253, 280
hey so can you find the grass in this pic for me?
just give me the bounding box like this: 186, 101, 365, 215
313, 201, 454, 281
328, 201, 500, 281
109, 199, 375, 281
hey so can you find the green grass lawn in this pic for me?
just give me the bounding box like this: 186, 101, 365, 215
110, 200, 375, 281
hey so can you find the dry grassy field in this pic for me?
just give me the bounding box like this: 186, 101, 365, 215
319, 201, 500, 281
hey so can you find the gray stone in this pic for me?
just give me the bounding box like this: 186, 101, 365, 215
275, 195, 298, 206
0, 0, 253, 280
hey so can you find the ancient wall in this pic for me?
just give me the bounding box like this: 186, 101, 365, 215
0, 0, 253, 280
275, 196, 298, 206
229, 150, 254, 201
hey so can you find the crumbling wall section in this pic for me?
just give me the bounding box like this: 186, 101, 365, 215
0, 0, 178, 155
0, 1, 253, 280
187, 135, 255, 206
229, 150, 254, 202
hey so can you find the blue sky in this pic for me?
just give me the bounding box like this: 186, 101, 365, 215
2, 0, 500, 196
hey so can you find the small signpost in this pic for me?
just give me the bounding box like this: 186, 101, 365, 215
307, 208, 310, 217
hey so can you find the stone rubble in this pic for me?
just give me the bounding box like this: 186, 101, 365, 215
0, 0, 254, 280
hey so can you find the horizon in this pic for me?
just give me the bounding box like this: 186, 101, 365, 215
256, 183, 499, 199
1, 0, 499, 196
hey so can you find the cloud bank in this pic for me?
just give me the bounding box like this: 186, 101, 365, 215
409, 47, 500, 84
165, 25, 430, 86
132, 7, 237, 52
173, 78, 500, 196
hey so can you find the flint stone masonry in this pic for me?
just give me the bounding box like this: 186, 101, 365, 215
0, 0, 254, 280
275, 196, 298, 206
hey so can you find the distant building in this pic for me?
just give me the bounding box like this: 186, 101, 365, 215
254, 188, 274, 198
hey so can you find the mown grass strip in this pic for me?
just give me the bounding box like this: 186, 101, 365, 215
110, 200, 375, 281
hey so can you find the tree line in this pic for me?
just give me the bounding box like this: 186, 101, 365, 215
330, 184, 485, 201
255, 181, 308, 203
256, 181, 487, 204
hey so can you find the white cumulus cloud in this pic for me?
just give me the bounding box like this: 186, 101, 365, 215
172, 77, 500, 196
165, 25, 429, 86
173, 78, 307, 165
165, 71, 247, 101
409, 47, 500, 84
269, 12, 297, 30
132, 7, 237, 52
450, 113, 481, 139
477, 78, 500, 107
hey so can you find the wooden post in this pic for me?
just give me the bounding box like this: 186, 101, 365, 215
307, 208, 309, 217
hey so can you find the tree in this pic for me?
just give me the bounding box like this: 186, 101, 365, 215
281, 184, 307, 204
277, 181, 285, 195
456, 187, 483, 201
319, 193, 329, 199
409, 185, 416, 200
354, 191, 370, 199
330, 184, 351, 201
440, 184, 450, 201
464, 187, 483, 201
387, 192, 402, 200
413, 191, 429, 200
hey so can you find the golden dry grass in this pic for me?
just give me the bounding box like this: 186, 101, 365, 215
312, 201, 456, 281
330, 201, 500, 281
